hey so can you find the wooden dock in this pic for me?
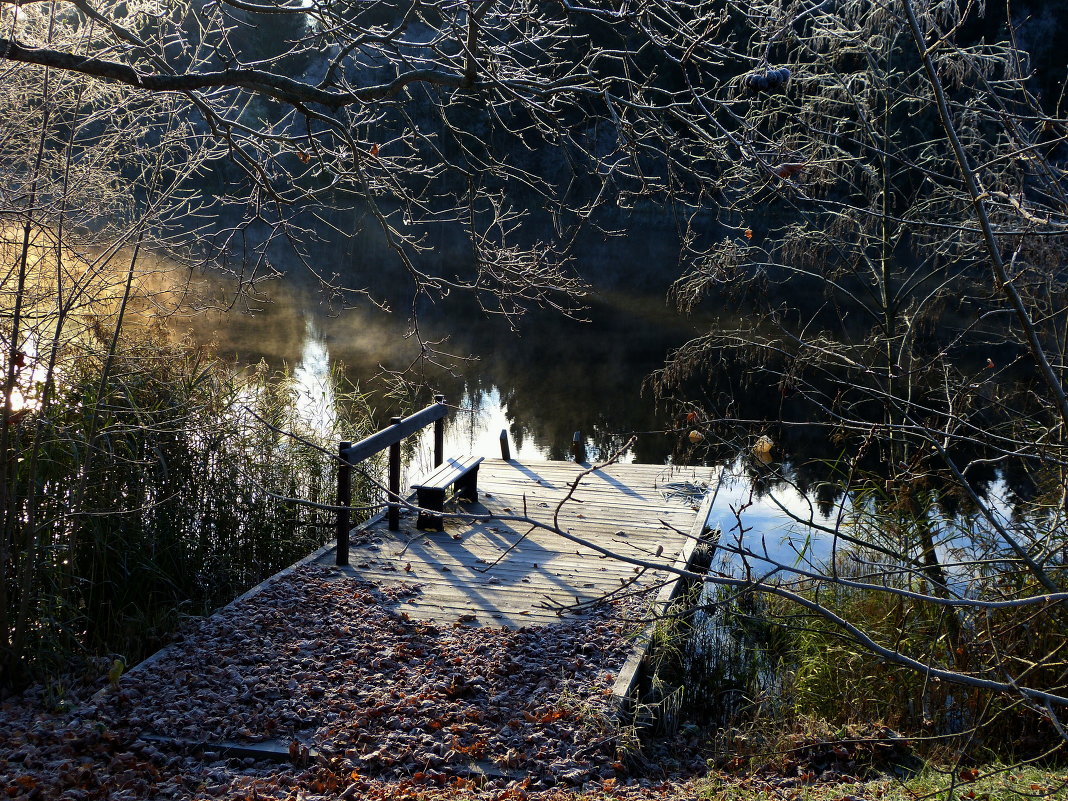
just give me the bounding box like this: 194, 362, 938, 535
109, 456, 719, 766
319, 458, 716, 628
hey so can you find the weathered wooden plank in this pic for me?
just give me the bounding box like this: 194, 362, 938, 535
345, 544, 677, 575
345, 559, 647, 582
357, 534, 660, 557
430, 517, 691, 535
385, 587, 598, 613
318, 458, 716, 631
341, 566, 653, 597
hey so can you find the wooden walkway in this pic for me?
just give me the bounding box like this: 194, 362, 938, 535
317, 458, 717, 628
113, 457, 720, 763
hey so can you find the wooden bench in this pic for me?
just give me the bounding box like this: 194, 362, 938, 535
411, 455, 484, 531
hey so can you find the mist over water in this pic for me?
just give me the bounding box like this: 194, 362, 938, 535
178, 267, 701, 465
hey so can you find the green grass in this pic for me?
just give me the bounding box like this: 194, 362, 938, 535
688, 763, 1068, 801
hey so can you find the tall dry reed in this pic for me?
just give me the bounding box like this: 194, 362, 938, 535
1, 322, 376, 691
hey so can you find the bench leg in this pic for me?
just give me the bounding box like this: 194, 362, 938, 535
416, 487, 446, 531
456, 465, 479, 503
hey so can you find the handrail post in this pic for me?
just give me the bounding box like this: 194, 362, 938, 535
433, 395, 445, 467
336, 441, 352, 566
388, 417, 402, 531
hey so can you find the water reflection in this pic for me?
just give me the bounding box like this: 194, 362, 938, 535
705, 460, 837, 570
292, 319, 335, 434
704, 456, 1027, 598
181, 272, 699, 464
412, 387, 554, 472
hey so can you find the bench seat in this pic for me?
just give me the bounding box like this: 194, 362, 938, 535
411, 455, 483, 531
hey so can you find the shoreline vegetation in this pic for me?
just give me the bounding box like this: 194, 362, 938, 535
0, 233, 379, 689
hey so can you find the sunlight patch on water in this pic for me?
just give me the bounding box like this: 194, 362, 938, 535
411, 386, 548, 473
5, 333, 48, 412
705, 462, 835, 572
293, 319, 335, 435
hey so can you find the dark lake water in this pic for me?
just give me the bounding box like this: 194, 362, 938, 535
180, 268, 705, 468
157, 184, 720, 471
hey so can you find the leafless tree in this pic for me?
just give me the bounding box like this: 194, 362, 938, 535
650, 0, 1068, 744
2, 0, 603, 326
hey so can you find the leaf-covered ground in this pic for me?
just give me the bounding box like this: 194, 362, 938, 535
4, 697, 1062, 801
0, 566, 690, 798
95, 565, 678, 787
1, 566, 1064, 800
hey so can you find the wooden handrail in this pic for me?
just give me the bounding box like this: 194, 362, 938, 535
336, 395, 446, 566
341, 401, 447, 464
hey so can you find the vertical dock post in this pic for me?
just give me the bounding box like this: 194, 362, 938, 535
336, 441, 352, 566
388, 417, 402, 531
571, 431, 587, 463
500, 429, 511, 460
433, 395, 445, 467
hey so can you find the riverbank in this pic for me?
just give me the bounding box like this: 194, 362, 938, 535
3, 568, 1064, 800
3, 678, 1063, 801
